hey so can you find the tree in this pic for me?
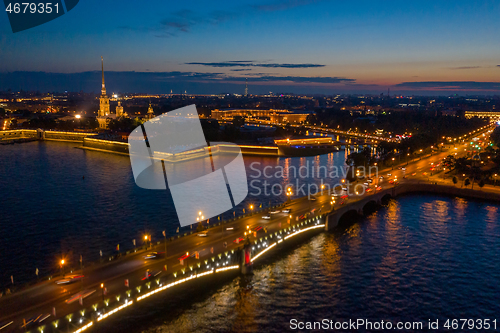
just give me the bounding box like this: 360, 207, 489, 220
478, 179, 485, 189
452, 176, 458, 186
464, 178, 470, 187
196, 222, 205, 232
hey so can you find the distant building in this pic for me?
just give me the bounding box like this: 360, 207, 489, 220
441, 109, 456, 116
116, 101, 124, 118
465, 111, 500, 120
145, 103, 155, 120
96, 57, 115, 129
211, 108, 311, 124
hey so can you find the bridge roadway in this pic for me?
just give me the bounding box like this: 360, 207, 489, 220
0, 125, 496, 332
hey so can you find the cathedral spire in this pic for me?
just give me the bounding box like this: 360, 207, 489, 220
101, 56, 106, 96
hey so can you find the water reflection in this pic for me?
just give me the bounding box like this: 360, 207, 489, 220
126, 195, 500, 333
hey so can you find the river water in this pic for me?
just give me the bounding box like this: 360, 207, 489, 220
1, 141, 499, 333
118, 195, 500, 333
0, 141, 349, 285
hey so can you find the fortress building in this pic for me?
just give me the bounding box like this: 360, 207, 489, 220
97, 57, 127, 129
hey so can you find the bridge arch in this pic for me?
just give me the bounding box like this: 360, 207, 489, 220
337, 209, 361, 227
381, 193, 392, 205
362, 200, 379, 215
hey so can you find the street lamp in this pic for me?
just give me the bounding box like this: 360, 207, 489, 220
391, 157, 395, 169
100, 283, 104, 301
60, 259, 65, 277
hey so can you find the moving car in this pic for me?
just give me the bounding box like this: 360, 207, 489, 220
270, 210, 281, 214
65, 289, 96, 304
262, 215, 271, 219
367, 178, 373, 183
0, 321, 13, 331
56, 274, 84, 285
309, 197, 317, 201
282, 208, 291, 213
253, 226, 263, 232
233, 237, 245, 243
20, 314, 50, 330
197, 231, 209, 237
144, 252, 165, 259
142, 269, 161, 281
376, 186, 382, 191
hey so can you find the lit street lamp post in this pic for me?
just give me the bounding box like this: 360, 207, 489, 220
79, 255, 83, 290
60, 259, 65, 277
163, 230, 167, 263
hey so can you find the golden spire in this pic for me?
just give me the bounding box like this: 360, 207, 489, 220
101, 56, 106, 96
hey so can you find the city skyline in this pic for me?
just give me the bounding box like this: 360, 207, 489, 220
1, 0, 500, 94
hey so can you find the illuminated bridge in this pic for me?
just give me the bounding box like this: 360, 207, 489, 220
0, 125, 496, 333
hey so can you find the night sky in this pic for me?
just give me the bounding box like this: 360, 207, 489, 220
1, 0, 500, 95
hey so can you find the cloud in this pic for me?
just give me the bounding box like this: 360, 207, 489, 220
449, 66, 481, 70
251, 0, 325, 12
395, 81, 500, 91
185, 61, 325, 68
249, 75, 354, 84
151, 1, 322, 37
0, 71, 356, 94
148, 71, 353, 84
155, 9, 239, 36
159, 10, 198, 33
230, 69, 252, 72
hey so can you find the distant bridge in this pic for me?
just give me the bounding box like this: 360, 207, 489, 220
325, 182, 500, 230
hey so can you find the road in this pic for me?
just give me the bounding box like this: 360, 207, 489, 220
0, 124, 496, 332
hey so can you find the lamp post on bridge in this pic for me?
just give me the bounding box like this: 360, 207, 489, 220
163, 230, 167, 265
60, 259, 65, 277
